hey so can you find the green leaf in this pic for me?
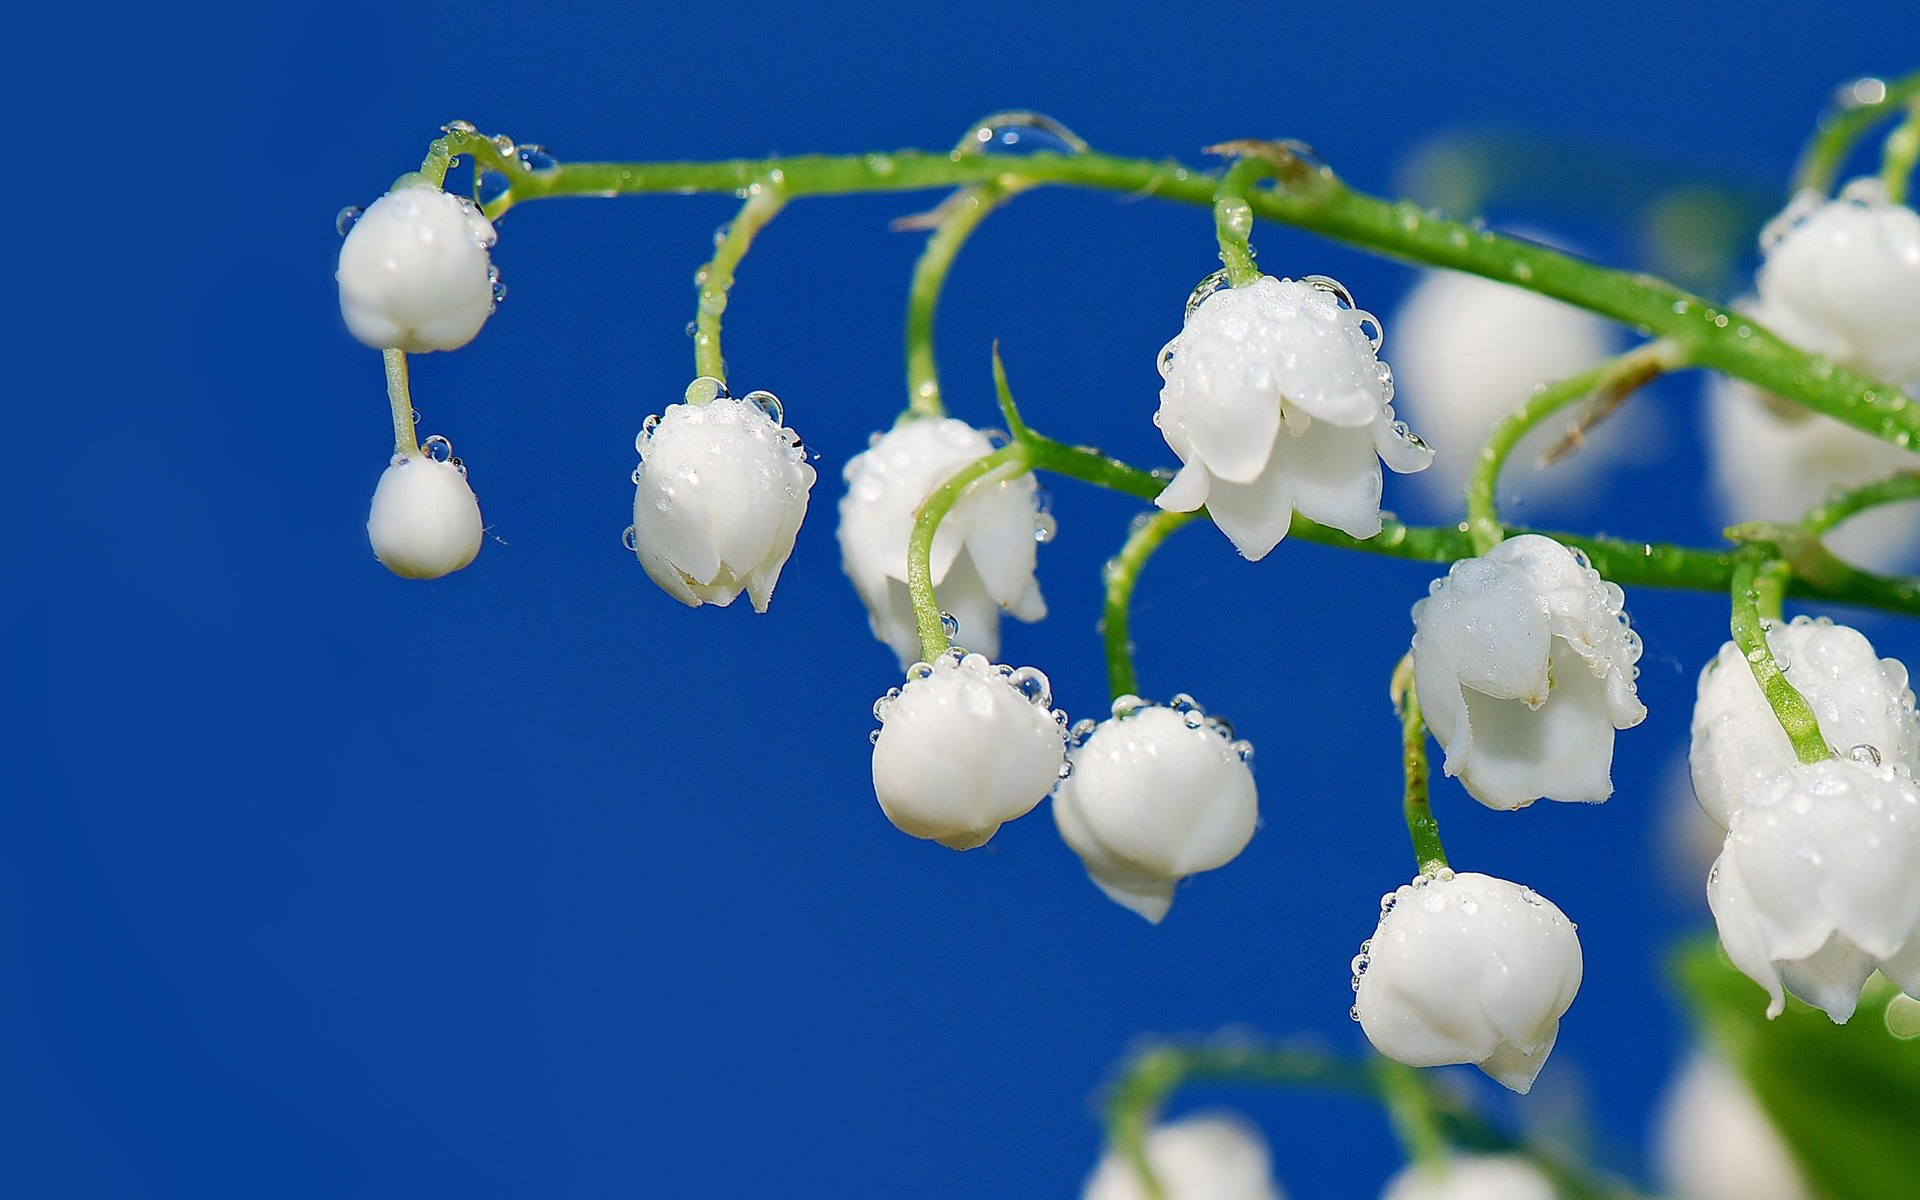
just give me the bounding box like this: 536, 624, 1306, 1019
1674, 938, 1920, 1200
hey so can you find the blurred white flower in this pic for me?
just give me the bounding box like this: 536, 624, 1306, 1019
1051, 697, 1258, 923
1354, 870, 1582, 1094
631, 390, 815, 612
1689, 615, 1918, 828
838, 419, 1046, 668
1391, 268, 1619, 501
1709, 756, 1920, 1022
1082, 1113, 1284, 1200
1655, 1055, 1811, 1200
1379, 1155, 1557, 1200
869, 651, 1066, 850
366, 454, 484, 580
338, 183, 499, 353
1153, 274, 1433, 560
1412, 534, 1645, 810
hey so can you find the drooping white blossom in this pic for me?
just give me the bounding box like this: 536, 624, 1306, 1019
1708, 756, 1920, 1022
1412, 534, 1646, 810
1051, 697, 1258, 923
1354, 870, 1582, 1094
1082, 1113, 1285, 1200
1153, 274, 1433, 560
838, 419, 1047, 668
366, 454, 484, 579
1655, 1055, 1812, 1200
1392, 268, 1619, 501
338, 182, 500, 353
1689, 615, 1918, 828
630, 388, 816, 612
870, 651, 1067, 850
1379, 1155, 1557, 1200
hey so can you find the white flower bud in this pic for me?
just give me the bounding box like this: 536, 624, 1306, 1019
631, 391, 816, 612
870, 652, 1067, 850
1689, 615, 1918, 828
1706, 374, 1920, 572
366, 455, 484, 579
1052, 699, 1258, 923
1754, 180, 1920, 386
1412, 534, 1646, 810
838, 419, 1047, 668
1153, 274, 1433, 560
1708, 757, 1920, 1022
1379, 1155, 1557, 1200
1390, 268, 1619, 501
1655, 1055, 1812, 1200
1354, 870, 1583, 1094
1082, 1114, 1285, 1200
337, 183, 499, 353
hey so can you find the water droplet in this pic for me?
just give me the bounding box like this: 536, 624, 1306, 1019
487, 263, 507, 305
1009, 666, 1052, 707
1185, 269, 1231, 317
1169, 693, 1200, 715
1033, 513, 1058, 544
335, 205, 364, 237
476, 170, 511, 205
939, 612, 959, 638
1110, 694, 1143, 718
441, 119, 477, 136
742, 390, 784, 424
1231, 740, 1254, 764
1070, 718, 1098, 746
869, 729, 882, 745
621, 525, 639, 552
953, 110, 1088, 158
1056, 760, 1074, 780
422, 434, 454, 462
517, 144, 558, 172
1348, 1004, 1361, 1022
1836, 76, 1889, 109
1300, 274, 1355, 309
1851, 744, 1883, 766
631, 466, 644, 485
684, 376, 728, 406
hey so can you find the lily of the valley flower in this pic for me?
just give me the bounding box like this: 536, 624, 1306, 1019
1412, 534, 1645, 810
1051, 697, 1258, 923
1379, 1155, 1557, 1200
1689, 615, 1918, 828
1708, 756, 1920, 1022
1655, 1055, 1813, 1200
870, 651, 1067, 849
366, 454, 484, 579
1354, 870, 1583, 1094
631, 387, 816, 612
1153, 274, 1433, 560
337, 182, 500, 353
1082, 1113, 1285, 1200
838, 419, 1047, 668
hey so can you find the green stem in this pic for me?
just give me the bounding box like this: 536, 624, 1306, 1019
424, 128, 1920, 454
1794, 69, 1920, 196
906, 444, 1031, 663
1212, 156, 1271, 287
1390, 655, 1448, 876
1802, 470, 1920, 538
384, 348, 419, 458
902, 183, 1029, 420
694, 178, 788, 384
1101, 510, 1197, 701
1464, 340, 1681, 554
1729, 549, 1831, 765
1881, 98, 1920, 206
1373, 1059, 1448, 1169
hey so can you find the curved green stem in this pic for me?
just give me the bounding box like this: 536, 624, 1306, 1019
1881, 98, 1920, 205
1211, 156, 1272, 287
694, 178, 788, 384
1464, 340, 1681, 554
1374, 1059, 1448, 1169
1794, 69, 1920, 196
906, 444, 1031, 663
902, 183, 1029, 420
384, 348, 419, 458
1390, 655, 1448, 877
420, 127, 1920, 454
1101, 510, 1197, 701
1802, 470, 1920, 538
1730, 549, 1831, 765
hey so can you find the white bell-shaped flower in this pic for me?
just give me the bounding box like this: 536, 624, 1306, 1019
838, 419, 1047, 668
1153, 274, 1434, 560
1655, 1055, 1812, 1200
366, 453, 484, 579
1082, 1113, 1285, 1200
1354, 870, 1583, 1094
631, 389, 816, 612
1051, 697, 1258, 923
1379, 1155, 1557, 1200
1753, 180, 1920, 386
1392, 268, 1619, 502
1412, 534, 1646, 810
1705, 373, 1920, 572
338, 183, 499, 353
870, 651, 1067, 850
1708, 756, 1920, 1022
1689, 615, 1918, 828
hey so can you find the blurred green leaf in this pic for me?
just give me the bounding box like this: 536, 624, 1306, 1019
1675, 939, 1920, 1200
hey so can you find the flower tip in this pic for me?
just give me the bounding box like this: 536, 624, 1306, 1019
1090, 874, 1175, 924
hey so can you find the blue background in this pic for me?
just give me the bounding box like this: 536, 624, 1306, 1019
8, 3, 1918, 1195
